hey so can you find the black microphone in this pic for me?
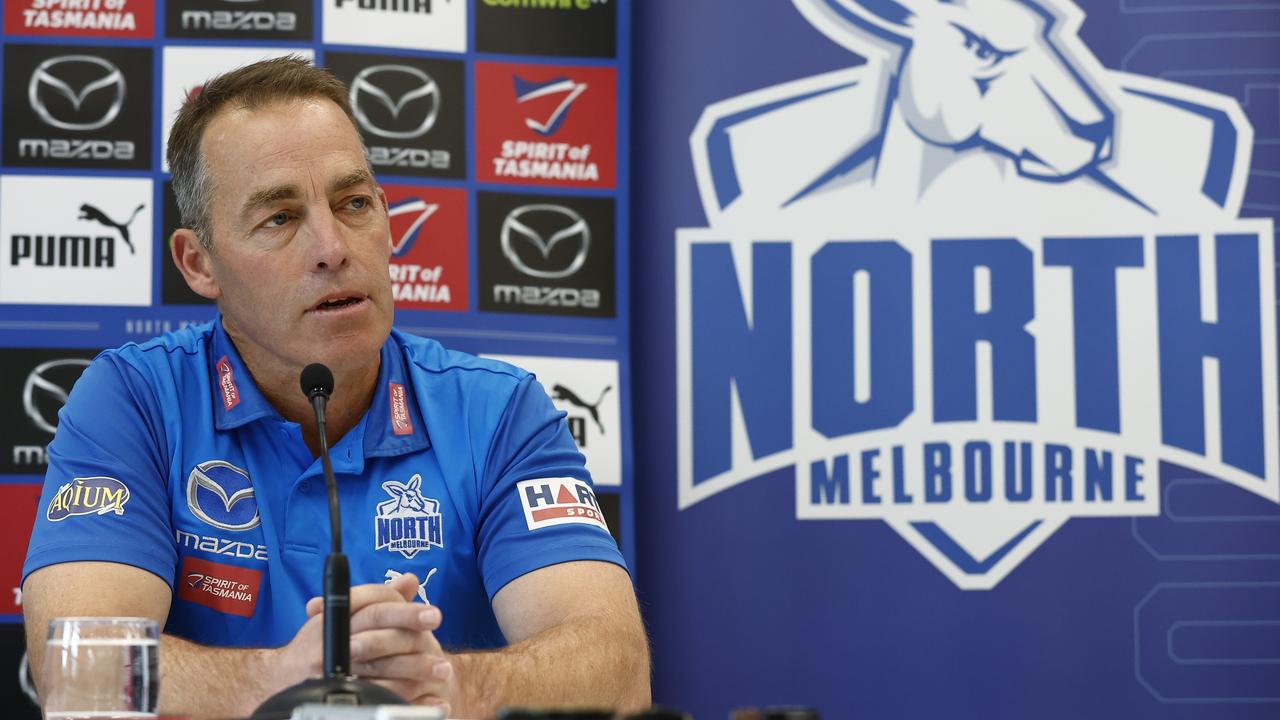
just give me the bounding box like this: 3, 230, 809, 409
251, 364, 406, 719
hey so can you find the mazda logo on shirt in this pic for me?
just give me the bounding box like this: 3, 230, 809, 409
500, 204, 590, 280
186, 460, 260, 531
350, 65, 440, 140
28, 55, 126, 132
23, 359, 91, 435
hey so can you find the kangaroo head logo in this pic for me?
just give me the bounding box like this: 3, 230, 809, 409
800, 0, 1112, 180
379, 474, 429, 515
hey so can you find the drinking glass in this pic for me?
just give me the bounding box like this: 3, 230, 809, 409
41, 617, 159, 719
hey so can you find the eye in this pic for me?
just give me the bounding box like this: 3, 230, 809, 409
953, 24, 1018, 71
268, 211, 290, 227
348, 196, 369, 211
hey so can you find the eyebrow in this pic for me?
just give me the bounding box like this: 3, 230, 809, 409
238, 167, 377, 222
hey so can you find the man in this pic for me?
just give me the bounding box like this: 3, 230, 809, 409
22, 57, 649, 718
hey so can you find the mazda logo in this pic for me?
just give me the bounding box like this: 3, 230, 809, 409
500, 204, 590, 280
28, 55, 126, 132
187, 460, 260, 531
350, 65, 440, 140
23, 359, 92, 435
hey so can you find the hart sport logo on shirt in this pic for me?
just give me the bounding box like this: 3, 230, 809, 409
677, 0, 1278, 589
475, 62, 617, 189
46, 476, 129, 521
517, 477, 608, 532
375, 474, 444, 559
4, 0, 154, 38
383, 183, 467, 311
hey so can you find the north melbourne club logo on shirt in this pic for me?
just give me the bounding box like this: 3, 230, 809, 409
374, 473, 443, 559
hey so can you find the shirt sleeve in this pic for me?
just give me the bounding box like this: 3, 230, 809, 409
475, 373, 626, 600
22, 353, 177, 589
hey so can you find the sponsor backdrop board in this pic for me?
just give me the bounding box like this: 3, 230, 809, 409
633, 0, 1280, 718
0, 1, 630, 714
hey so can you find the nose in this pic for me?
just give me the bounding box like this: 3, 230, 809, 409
1066, 115, 1113, 162
1034, 51, 1113, 160
307, 205, 350, 271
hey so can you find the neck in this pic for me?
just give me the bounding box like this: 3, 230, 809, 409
874, 103, 960, 202
222, 320, 380, 458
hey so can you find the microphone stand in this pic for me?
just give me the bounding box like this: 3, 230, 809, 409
251, 364, 406, 719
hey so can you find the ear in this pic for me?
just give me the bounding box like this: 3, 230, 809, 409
407, 475, 421, 491
382, 481, 403, 496
170, 228, 221, 300
804, 0, 929, 41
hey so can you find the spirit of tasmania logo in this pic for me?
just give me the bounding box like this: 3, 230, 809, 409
677, 0, 1279, 589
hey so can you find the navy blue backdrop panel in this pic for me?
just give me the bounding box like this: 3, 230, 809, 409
0, 1, 631, 716
633, 0, 1280, 718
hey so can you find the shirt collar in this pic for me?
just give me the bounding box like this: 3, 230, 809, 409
363, 332, 432, 458
211, 320, 432, 457
211, 318, 278, 431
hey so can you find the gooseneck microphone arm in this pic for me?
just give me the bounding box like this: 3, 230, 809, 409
301, 363, 350, 679
250, 364, 406, 719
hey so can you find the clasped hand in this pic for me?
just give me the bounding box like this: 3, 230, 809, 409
280, 572, 454, 712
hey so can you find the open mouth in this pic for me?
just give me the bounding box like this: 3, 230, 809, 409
313, 294, 366, 312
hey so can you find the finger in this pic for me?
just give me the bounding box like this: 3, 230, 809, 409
385, 572, 419, 602
352, 651, 451, 683
364, 677, 435, 705
414, 697, 451, 717
353, 576, 417, 610
307, 578, 416, 617
350, 627, 441, 663
351, 602, 441, 635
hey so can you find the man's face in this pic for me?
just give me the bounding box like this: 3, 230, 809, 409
198, 96, 393, 379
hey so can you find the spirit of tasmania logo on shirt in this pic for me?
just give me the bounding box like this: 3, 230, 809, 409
215, 355, 239, 411
517, 478, 608, 532
375, 473, 443, 559
177, 555, 260, 617
389, 382, 414, 436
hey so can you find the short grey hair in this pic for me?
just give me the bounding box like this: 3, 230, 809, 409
166, 56, 364, 249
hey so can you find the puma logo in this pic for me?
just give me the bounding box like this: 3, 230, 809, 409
552, 384, 612, 434
79, 202, 144, 255
384, 567, 438, 604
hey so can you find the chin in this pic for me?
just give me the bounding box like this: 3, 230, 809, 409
317, 327, 389, 371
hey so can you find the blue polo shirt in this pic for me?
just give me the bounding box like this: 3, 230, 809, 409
22, 319, 624, 650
